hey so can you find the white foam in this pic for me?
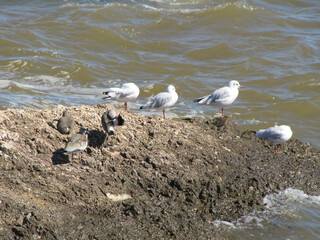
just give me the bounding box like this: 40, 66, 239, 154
214, 1, 264, 11
61, 1, 127, 9
6, 59, 28, 70
240, 118, 266, 125
264, 188, 320, 209
213, 188, 320, 230
141, 0, 264, 14
24, 75, 65, 85
62, 0, 263, 14
212, 220, 236, 228
140, 4, 205, 14
142, 83, 155, 93
0, 80, 14, 88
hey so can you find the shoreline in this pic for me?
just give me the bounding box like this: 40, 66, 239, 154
0, 104, 319, 239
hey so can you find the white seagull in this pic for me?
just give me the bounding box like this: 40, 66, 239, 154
255, 125, 293, 154
140, 85, 178, 119
194, 80, 243, 117
103, 83, 140, 112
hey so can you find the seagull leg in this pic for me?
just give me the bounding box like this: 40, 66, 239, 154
79, 152, 82, 161
275, 144, 280, 154
125, 102, 130, 113
163, 109, 166, 120
221, 108, 224, 117
69, 153, 74, 167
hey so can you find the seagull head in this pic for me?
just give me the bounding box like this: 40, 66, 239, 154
167, 85, 176, 93
228, 80, 243, 89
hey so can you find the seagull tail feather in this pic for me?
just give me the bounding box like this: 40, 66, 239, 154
193, 97, 205, 103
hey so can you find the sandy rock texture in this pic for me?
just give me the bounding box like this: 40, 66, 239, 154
0, 104, 319, 239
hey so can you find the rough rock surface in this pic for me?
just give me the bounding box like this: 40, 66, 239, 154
0, 104, 319, 239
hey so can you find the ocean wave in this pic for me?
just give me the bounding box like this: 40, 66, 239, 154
61, 0, 127, 8
141, 1, 264, 14
264, 188, 320, 210
212, 188, 320, 231
61, 0, 264, 14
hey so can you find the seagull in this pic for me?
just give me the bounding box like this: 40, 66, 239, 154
140, 84, 178, 119
255, 125, 293, 154
64, 127, 89, 161
57, 110, 75, 134
102, 83, 140, 112
101, 109, 125, 136
194, 80, 243, 117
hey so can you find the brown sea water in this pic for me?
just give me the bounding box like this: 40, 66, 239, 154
0, 0, 319, 238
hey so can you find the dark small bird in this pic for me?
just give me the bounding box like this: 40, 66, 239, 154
57, 110, 75, 134
101, 109, 125, 136
64, 127, 89, 161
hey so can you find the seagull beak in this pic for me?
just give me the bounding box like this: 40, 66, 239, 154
239, 85, 244, 88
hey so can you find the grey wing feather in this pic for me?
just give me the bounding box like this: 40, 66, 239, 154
148, 92, 171, 108
194, 91, 222, 105
256, 130, 282, 141
209, 87, 231, 103
65, 134, 83, 153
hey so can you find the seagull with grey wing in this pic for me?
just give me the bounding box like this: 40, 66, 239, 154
194, 80, 243, 117
140, 84, 178, 119
102, 83, 140, 112
64, 127, 89, 161
255, 125, 293, 154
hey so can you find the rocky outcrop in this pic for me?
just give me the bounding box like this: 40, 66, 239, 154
0, 104, 319, 239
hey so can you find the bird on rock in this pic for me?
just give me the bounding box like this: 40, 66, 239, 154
194, 80, 243, 117
64, 127, 89, 161
140, 84, 178, 120
101, 109, 125, 136
255, 125, 293, 154
57, 110, 75, 134
102, 83, 140, 112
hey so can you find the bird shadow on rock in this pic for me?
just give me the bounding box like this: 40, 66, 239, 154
88, 129, 106, 148
52, 148, 70, 165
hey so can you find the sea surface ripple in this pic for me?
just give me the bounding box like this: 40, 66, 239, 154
0, 0, 319, 147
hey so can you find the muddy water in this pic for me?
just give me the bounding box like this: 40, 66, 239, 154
0, 1, 319, 238
1, 0, 319, 146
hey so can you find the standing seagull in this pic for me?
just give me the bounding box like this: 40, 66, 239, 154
57, 110, 75, 134
140, 85, 178, 119
255, 125, 293, 154
102, 83, 140, 112
64, 127, 89, 161
194, 80, 243, 117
